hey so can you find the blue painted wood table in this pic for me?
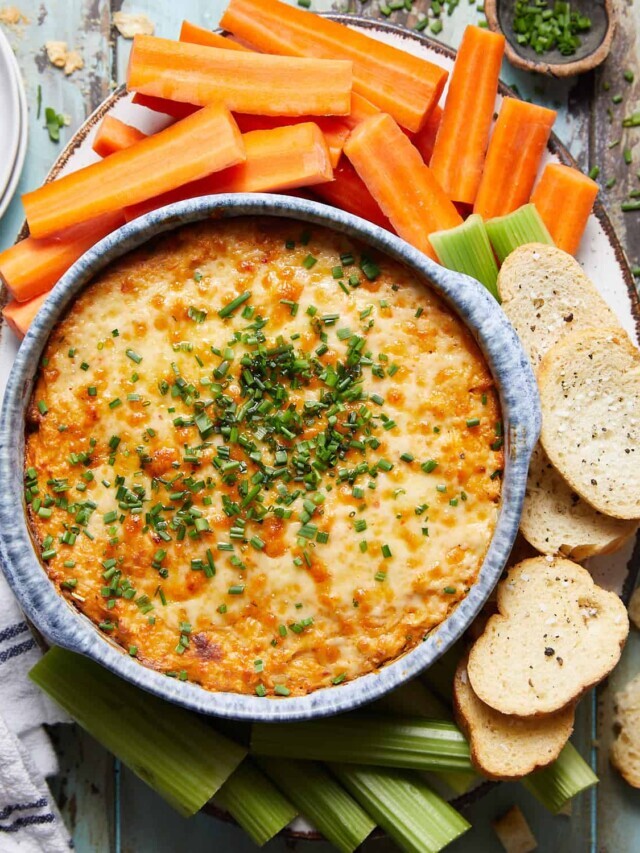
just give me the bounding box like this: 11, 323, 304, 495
1, 1, 639, 850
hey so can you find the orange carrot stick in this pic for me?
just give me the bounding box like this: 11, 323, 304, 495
220, 0, 447, 132
124, 123, 333, 221
127, 35, 352, 117
179, 20, 249, 50
410, 104, 443, 166
234, 114, 348, 168
131, 92, 199, 119
430, 26, 505, 204
531, 163, 598, 255
313, 159, 392, 231
23, 104, 245, 239
344, 113, 463, 260
92, 116, 147, 158
0, 212, 125, 302
343, 92, 380, 129
474, 98, 556, 220
2, 292, 48, 339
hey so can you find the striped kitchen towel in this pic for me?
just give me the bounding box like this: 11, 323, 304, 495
0, 571, 71, 851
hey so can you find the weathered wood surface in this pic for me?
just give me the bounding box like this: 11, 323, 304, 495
1, 1, 639, 851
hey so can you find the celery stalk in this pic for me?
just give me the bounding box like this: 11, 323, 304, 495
422, 642, 463, 703
332, 764, 470, 853
251, 716, 472, 772
430, 214, 499, 300
216, 758, 297, 846
486, 202, 554, 264
258, 758, 375, 853
523, 742, 598, 813
374, 678, 451, 719
374, 681, 476, 796
29, 647, 246, 817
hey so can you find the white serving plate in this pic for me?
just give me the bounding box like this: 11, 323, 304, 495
0, 27, 25, 219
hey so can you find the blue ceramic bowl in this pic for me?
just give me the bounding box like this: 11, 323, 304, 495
0, 194, 540, 721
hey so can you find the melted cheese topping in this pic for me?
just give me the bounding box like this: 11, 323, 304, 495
25, 218, 503, 696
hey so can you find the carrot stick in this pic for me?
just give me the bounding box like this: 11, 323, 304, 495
343, 92, 380, 129
2, 292, 48, 339
92, 116, 147, 158
234, 114, 349, 168
344, 113, 463, 260
178, 21, 356, 162
0, 212, 125, 302
313, 159, 392, 231
474, 98, 556, 220
131, 92, 199, 119
179, 20, 249, 50
125, 123, 333, 221
410, 104, 443, 166
530, 163, 598, 255
430, 26, 505, 204
220, 0, 447, 132
23, 104, 245, 239
127, 35, 352, 117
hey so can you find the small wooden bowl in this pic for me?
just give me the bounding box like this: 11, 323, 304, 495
485, 0, 615, 77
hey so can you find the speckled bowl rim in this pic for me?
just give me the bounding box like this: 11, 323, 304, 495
0, 194, 540, 721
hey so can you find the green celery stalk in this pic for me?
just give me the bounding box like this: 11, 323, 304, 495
258, 757, 375, 853
332, 763, 470, 853
251, 716, 472, 772
422, 643, 463, 703
374, 680, 476, 796
30, 647, 246, 817
217, 758, 297, 846
486, 202, 554, 264
523, 742, 598, 813
430, 214, 500, 300
373, 678, 451, 718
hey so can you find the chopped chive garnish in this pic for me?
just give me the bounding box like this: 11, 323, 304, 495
421, 459, 438, 473
228, 585, 245, 595
466, 418, 480, 428
274, 684, 291, 696
381, 544, 392, 559
126, 349, 142, 364
37, 400, 48, 415
218, 291, 251, 318
302, 254, 317, 269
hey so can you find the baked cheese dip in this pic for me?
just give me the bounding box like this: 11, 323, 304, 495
25, 217, 503, 697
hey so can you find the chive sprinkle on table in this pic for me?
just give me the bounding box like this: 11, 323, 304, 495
1, 0, 639, 851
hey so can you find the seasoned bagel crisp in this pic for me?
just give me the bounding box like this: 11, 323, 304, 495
467, 557, 629, 716
453, 656, 574, 780
520, 444, 638, 559
538, 326, 640, 520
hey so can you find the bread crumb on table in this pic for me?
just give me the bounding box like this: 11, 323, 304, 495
44, 41, 84, 75
0, 5, 29, 27
492, 805, 537, 853
113, 11, 155, 39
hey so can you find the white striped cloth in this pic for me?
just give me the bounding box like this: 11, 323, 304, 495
0, 571, 71, 851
